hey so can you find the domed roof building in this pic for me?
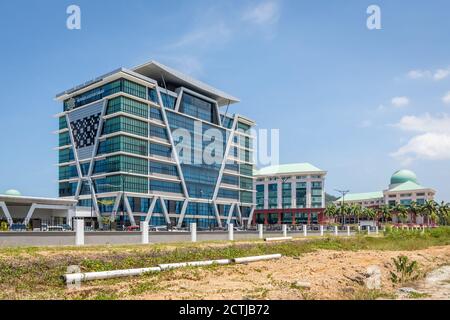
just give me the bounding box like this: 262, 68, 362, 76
3, 189, 22, 197
334, 169, 436, 225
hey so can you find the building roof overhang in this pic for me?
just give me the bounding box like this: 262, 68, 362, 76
0, 195, 77, 207
132, 61, 240, 107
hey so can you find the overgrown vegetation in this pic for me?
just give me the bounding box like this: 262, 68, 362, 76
390, 255, 420, 284
0, 227, 449, 300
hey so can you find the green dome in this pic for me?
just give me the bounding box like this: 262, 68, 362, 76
390, 170, 417, 185
3, 189, 22, 196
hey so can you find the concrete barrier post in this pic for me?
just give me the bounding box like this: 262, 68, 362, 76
75, 219, 85, 246
358, 225, 361, 233
282, 224, 287, 238
367, 226, 371, 235
347, 225, 351, 236
334, 226, 338, 236
191, 223, 197, 243
303, 225, 307, 237
228, 223, 234, 241
141, 221, 149, 244
320, 225, 324, 236
258, 224, 264, 239
375, 226, 379, 235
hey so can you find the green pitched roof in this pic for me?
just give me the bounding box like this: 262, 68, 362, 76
254, 163, 324, 176
336, 191, 383, 202
388, 181, 426, 192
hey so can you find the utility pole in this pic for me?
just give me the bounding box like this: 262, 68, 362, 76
335, 189, 350, 225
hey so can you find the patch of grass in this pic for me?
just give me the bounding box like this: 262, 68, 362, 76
348, 288, 397, 300
128, 280, 162, 296
408, 291, 430, 299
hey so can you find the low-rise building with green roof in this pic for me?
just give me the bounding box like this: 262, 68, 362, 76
253, 163, 327, 225
334, 169, 435, 224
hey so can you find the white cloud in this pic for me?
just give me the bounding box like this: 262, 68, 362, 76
391, 113, 450, 164
391, 132, 450, 162
391, 96, 410, 108
442, 91, 450, 104
242, 1, 280, 25
393, 113, 450, 133
406, 68, 450, 81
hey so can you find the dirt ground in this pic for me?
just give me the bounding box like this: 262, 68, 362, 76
69, 245, 450, 300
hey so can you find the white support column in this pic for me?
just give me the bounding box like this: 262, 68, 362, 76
347, 225, 351, 236
334, 225, 338, 236
176, 200, 189, 228
89, 182, 103, 229
111, 192, 122, 222
0, 202, 13, 226
141, 221, 149, 244
123, 195, 137, 226
190, 223, 197, 242
226, 203, 236, 226
282, 224, 288, 237
303, 224, 307, 237
212, 201, 223, 228
236, 205, 243, 226
159, 197, 170, 225
247, 206, 256, 228
23, 203, 37, 226
258, 224, 264, 239
228, 223, 234, 241
75, 219, 85, 246
320, 225, 324, 236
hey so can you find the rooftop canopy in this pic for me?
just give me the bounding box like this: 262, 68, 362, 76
388, 181, 427, 192
336, 191, 384, 203
254, 163, 325, 177
133, 60, 240, 107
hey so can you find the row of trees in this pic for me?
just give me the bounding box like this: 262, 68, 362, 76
324, 200, 450, 226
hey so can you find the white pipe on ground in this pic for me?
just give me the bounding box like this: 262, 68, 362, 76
159, 259, 231, 270
64, 267, 161, 283
233, 254, 282, 264
64, 254, 283, 284
264, 237, 293, 242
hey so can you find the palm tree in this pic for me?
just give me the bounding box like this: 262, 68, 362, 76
423, 200, 438, 226
409, 201, 420, 224
325, 204, 337, 223
379, 205, 392, 223
393, 204, 409, 224
365, 207, 377, 224
350, 204, 362, 225
437, 201, 450, 226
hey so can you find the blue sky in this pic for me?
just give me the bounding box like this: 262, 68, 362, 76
0, 0, 450, 200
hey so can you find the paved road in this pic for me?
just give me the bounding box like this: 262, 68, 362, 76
0, 230, 358, 247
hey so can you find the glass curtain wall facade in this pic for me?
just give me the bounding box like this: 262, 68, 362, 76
56, 63, 255, 229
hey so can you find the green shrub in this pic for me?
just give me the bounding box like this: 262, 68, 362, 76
390, 255, 419, 284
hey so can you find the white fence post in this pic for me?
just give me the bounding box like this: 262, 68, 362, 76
334, 226, 338, 236
358, 225, 361, 233
320, 225, 324, 236
228, 223, 234, 241
367, 226, 371, 235
191, 223, 197, 243
75, 219, 85, 246
347, 225, 351, 236
375, 226, 379, 235
282, 224, 287, 238
258, 224, 264, 239
141, 221, 149, 244
303, 224, 307, 237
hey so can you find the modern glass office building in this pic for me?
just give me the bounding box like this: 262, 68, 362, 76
55, 61, 255, 229
253, 163, 327, 225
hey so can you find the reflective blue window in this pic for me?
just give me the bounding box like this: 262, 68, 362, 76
161, 92, 176, 109
180, 93, 215, 123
